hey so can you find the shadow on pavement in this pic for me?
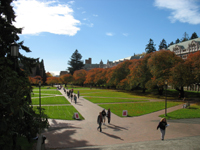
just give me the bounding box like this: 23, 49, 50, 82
101, 131, 124, 141
105, 124, 128, 131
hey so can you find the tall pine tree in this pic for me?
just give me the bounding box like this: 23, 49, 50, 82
0, 1, 48, 149
68, 49, 84, 75
190, 32, 198, 40
145, 38, 156, 54
158, 39, 167, 50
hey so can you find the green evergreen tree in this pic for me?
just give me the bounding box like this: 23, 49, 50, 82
190, 32, 198, 40
158, 39, 167, 50
168, 41, 174, 47
181, 32, 189, 42
0, 1, 48, 149
41, 59, 47, 84
68, 49, 84, 75
175, 38, 180, 44
145, 38, 156, 54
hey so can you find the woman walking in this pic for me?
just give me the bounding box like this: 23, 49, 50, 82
157, 118, 168, 140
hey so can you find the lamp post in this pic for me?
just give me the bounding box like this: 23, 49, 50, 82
165, 80, 168, 116
11, 42, 19, 71
39, 80, 41, 133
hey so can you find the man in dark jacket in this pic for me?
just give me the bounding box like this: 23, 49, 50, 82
97, 112, 103, 132
102, 109, 106, 125
107, 108, 111, 124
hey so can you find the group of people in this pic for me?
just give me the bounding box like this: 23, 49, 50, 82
64, 88, 80, 104
97, 109, 168, 140
97, 109, 111, 132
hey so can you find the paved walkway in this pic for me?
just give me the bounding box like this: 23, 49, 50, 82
44, 88, 200, 149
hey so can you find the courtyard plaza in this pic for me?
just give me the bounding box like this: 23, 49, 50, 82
43, 87, 200, 150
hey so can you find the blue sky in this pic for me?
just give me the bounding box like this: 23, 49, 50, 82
12, 0, 200, 76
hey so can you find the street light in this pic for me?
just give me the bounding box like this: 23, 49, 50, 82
165, 80, 168, 116
11, 42, 19, 71
39, 80, 41, 133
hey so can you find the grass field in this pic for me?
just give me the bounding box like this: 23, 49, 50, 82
99, 102, 181, 117
32, 96, 70, 105
84, 97, 148, 103
32, 90, 62, 95
159, 103, 200, 119
38, 105, 84, 120
74, 89, 150, 99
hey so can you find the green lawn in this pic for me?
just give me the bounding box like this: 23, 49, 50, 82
84, 97, 148, 103
39, 105, 84, 120
32, 96, 70, 105
99, 102, 181, 117
32, 90, 62, 95
159, 104, 200, 119
78, 89, 149, 99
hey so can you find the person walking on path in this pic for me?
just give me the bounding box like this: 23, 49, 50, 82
157, 118, 168, 140
71, 93, 73, 102
102, 109, 106, 125
77, 91, 80, 98
107, 108, 111, 124
97, 112, 103, 132
74, 95, 77, 104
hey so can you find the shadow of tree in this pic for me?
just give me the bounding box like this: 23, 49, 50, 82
43, 119, 93, 149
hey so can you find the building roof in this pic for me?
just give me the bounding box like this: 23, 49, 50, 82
168, 37, 200, 51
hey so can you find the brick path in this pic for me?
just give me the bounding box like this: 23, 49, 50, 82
43, 88, 200, 149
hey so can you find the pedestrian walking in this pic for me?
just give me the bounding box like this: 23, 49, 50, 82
97, 112, 103, 132
77, 91, 80, 98
74, 95, 77, 104
107, 108, 111, 124
71, 93, 73, 102
157, 118, 168, 140
102, 109, 106, 125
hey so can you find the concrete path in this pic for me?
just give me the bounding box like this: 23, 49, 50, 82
44, 88, 200, 149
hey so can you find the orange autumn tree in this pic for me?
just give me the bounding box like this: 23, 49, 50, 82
73, 69, 87, 86
147, 50, 183, 95
60, 74, 73, 87
128, 58, 151, 92
109, 60, 132, 89
46, 72, 53, 77
84, 68, 99, 86
105, 67, 116, 88
185, 51, 200, 88
46, 77, 59, 87
93, 68, 105, 86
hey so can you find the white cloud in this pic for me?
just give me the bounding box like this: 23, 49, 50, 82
93, 14, 98, 17
122, 33, 129, 36
13, 0, 81, 36
106, 32, 114, 36
82, 11, 86, 14
154, 0, 200, 24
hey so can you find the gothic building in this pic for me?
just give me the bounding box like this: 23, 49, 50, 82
83, 55, 143, 71
168, 37, 200, 59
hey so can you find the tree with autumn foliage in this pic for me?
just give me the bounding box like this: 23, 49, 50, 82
107, 60, 132, 89
147, 50, 183, 95
169, 61, 192, 98
128, 55, 152, 92
73, 69, 87, 86
84, 68, 99, 86
60, 74, 73, 87
185, 51, 200, 89
94, 68, 107, 87
46, 77, 60, 87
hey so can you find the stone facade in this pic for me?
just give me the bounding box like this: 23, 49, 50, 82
83, 55, 143, 71
168, 38, 200, 59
